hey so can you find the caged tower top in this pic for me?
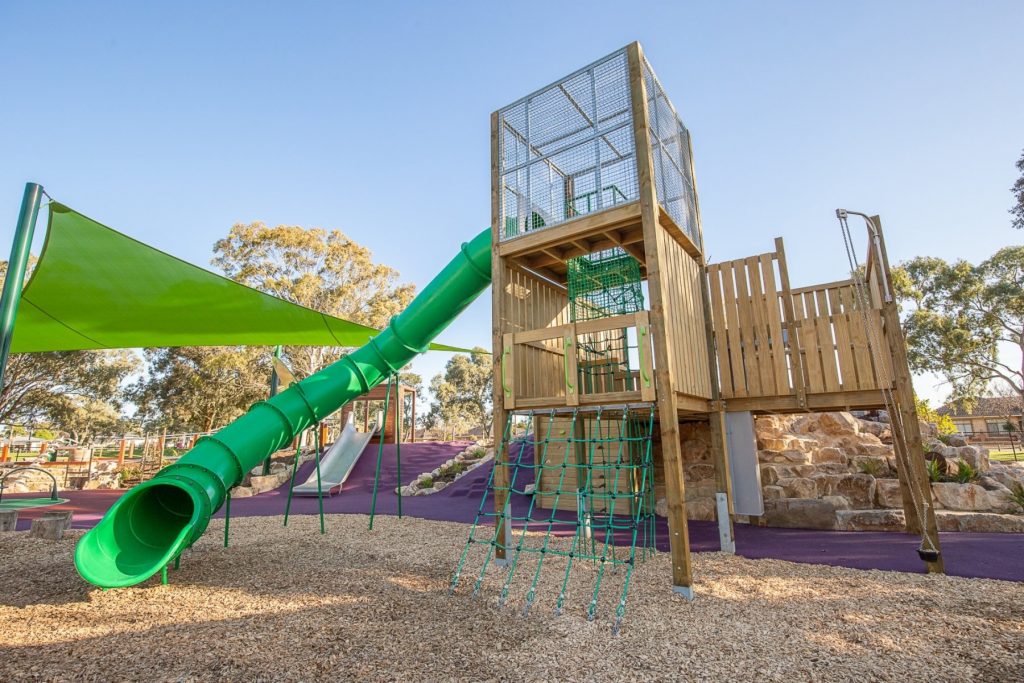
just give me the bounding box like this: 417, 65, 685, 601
463, 42, 943, 613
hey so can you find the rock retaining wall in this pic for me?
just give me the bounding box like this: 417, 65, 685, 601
652, 411, 1024, 533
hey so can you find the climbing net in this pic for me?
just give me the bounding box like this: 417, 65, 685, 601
450, 405, 656, 634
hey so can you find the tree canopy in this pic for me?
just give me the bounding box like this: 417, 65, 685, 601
1011, 148, 1024, 230
129, 346, 271, 433
212, 222, 415, 379
896, 246, 1024, 408
425, 349, 492, 438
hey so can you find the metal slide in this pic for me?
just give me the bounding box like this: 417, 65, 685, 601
291, 418, 378, 496
74, 228, 491, 588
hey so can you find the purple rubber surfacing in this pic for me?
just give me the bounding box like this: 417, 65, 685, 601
8, 441, 1022, 582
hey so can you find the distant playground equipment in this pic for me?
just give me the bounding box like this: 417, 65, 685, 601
341, 379, 418, 443
0, 466, 62, 506
0, 41, 943, 630
291, 414, 379, 497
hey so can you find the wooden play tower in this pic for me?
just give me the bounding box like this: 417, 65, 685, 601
487, 42, 940, 598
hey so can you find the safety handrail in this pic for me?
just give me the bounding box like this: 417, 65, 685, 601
0, 466, 59, 503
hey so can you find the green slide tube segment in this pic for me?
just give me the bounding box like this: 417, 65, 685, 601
74, 228, 492, 588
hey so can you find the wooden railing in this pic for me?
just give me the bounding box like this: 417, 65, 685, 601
501, 311, 656, 410
707, 238, 894, 409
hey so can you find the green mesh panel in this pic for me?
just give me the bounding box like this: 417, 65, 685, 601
566, 248, 644, 322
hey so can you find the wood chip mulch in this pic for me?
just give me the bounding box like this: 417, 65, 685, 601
0, 514, 1021, 682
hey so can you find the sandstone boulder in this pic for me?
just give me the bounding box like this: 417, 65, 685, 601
762, 485, 785, 501
936, 511, 1024, 533
818, 412, 860, 436
874, 479, 904, 509
777, 477, 817, 499
685, 463, 715, 481
762, 499, 837, 530
759, 449, 813, 465
931, 482, 989, 511
856, 419, 888, 437
810, 473, 842, 497
835, 509, 905, 531
822, 495, 852, 511
989, 468, 1024, 492
836, 474, 876, 508
686, 498, 716, 521
955, 445, 989, 472
755, 415, 786, 436
947, 435, 969, 447
812, 446, 846, 465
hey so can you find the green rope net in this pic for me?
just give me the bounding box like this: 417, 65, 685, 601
450, 405, 656, 634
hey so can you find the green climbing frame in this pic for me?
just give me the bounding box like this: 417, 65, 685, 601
567, 248, 645, 396
567, 248, 644, 322
450, 405, 656, 634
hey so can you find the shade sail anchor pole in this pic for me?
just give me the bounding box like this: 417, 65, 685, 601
0, 182, 44, 392
262, 345, 283, 475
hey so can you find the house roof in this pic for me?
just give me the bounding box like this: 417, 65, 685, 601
937, 397, 1023, 418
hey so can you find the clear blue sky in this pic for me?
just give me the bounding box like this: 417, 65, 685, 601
2, 1, 1021, 405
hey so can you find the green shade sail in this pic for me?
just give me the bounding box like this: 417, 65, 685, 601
10, 203, 469, 354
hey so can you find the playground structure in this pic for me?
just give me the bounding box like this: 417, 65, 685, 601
290, 415, 379, 497
339, 380, 417, 443
0, 41, 946, 631
452, 43, 942, 611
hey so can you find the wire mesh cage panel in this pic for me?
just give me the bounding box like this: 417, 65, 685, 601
567, 248, 645, 322
642, 58, 701, 249
498, 49, 639, 241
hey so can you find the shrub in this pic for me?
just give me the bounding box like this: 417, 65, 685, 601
925, 458, 943, 483
118, 466, 142, 485
1008, 484, 1024, 513
915, 398, 958, 436
464, 446, 486, 460
857, 459, 885, 476
954, 459, 977, 484
418, 476, 433, 489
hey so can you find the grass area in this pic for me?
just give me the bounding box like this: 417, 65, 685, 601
992, 449, 1023, 463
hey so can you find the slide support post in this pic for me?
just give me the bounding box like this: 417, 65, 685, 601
314, 422, 325, 534
395, 375, 402, 518
368, 374, 393, 530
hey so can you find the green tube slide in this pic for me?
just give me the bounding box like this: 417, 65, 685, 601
74, 228, 492, 588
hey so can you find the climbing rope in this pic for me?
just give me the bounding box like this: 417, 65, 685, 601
837, 211, 939, 557
450, 405, 656, 633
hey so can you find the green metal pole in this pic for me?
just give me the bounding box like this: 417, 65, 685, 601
262, 346, 283, 475
0, 182, 44, 392
283, 438, 302, 526
368, 375, 393, 531
314, 421, 325, 534
223, 490, 231, 547
395, 376, 402, 519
